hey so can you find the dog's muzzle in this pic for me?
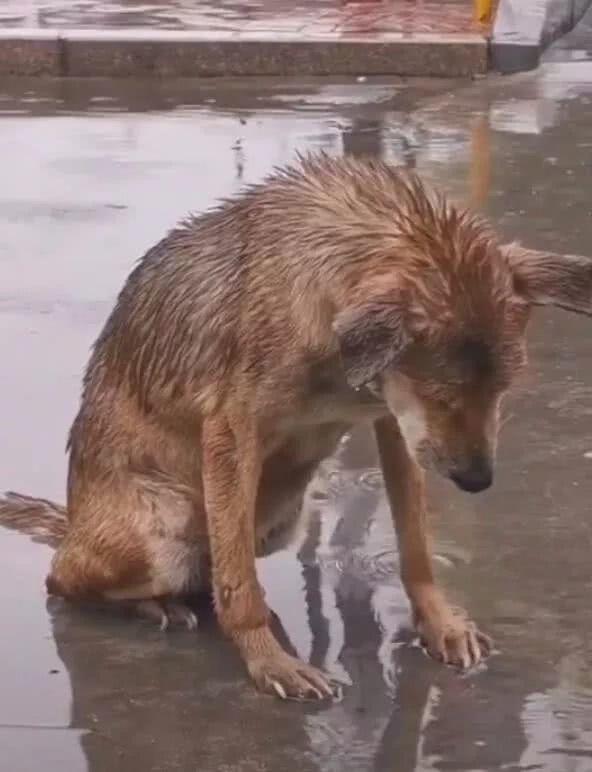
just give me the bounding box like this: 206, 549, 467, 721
449, 456, 493, 493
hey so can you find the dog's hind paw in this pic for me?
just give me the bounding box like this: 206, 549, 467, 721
135, 598, 199, 632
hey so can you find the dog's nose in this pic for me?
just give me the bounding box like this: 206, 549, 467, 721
450, 456, 493, 493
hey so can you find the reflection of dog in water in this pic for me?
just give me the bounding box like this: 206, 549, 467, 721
2, 153, 592, 701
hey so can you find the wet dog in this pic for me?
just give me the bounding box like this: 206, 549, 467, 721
2, 153, 591, 700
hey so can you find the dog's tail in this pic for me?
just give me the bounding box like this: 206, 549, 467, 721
0, 492, 68, 548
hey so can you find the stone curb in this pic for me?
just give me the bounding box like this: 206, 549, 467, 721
491, 0, 592, 73
0, 28, 487, 78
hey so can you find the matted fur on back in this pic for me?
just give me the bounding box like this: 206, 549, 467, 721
76, 152, 507, 418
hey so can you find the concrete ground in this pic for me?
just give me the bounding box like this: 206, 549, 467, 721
0, 0, 483, 35
2, 16, 592, 772
0, 1, 487, 77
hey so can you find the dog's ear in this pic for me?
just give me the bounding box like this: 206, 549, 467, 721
503, 243, 592, 315
333, 296, 411, 389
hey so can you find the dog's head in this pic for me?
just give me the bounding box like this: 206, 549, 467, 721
334, 230, 592, 493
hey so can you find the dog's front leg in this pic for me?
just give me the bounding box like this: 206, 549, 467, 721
374, 415, 492, 669
202, 413, 337, 700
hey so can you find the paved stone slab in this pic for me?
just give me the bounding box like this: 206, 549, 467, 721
0, 31, 60, 76
0, 1, 486, 36
0, 2, 488, 77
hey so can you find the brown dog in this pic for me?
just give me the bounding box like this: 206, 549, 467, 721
1, 154, 591, 700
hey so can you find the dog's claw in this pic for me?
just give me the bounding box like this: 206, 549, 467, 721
332, 684, 344, 703
272, 681, 288, 700
417, 604, 491, 671
184, 611, 199, 631
135, 598, 198, 632
251, 653, 338, 702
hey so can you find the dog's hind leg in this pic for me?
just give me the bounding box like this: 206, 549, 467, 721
46, 477, 207, 631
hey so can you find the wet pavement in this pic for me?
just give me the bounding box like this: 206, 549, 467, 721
0, 2, 487, 79
2, 21, 592, 772
0, 1, 484, 36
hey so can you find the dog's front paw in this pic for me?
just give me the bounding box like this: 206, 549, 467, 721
248, 651, 341, 701
416, 600, 492, 670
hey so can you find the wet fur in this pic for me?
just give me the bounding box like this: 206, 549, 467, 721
2, 153, 592, 694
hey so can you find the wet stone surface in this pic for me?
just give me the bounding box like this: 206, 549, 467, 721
1, 26, 592, 772
0, 2, 488, 79
0, 0, 484, 36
